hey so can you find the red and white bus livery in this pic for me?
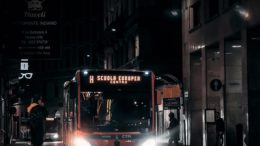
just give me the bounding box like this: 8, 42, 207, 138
63, 69, 157, 146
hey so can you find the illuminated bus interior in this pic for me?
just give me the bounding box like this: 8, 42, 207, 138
80, 91, 151, 132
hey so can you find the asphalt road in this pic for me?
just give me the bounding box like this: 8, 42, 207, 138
7, 141, 63, 146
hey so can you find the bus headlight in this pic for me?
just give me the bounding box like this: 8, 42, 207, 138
141, 138, 156, 146
73, 137, 91, 146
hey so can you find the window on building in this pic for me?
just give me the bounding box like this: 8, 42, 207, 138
128, 40, 134, 60
135, 35, 140, 57
105, 55, 112, 69
104, 58, 108, 69
128, 0, 132, 16
108, 56, 112, 69
208, 0, 219, 18
190, 1, 201, 30
112, 54, 116, 68
119, 46, 123, 65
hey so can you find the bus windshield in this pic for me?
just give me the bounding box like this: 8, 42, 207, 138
80, 91, 151, 132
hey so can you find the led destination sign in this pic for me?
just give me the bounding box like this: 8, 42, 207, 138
89, 75, 141, 84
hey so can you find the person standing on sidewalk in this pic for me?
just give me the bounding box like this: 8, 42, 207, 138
27, 95, 48, 146
167, 112, 179, 146
215, 112, 225, 146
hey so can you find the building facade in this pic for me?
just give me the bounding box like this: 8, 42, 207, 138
102, 0, 182, 78
1, 0, 104, 143
182, 0, 260, 145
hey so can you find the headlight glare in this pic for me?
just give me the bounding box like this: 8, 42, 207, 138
141, 138, 156, 146
73, 137, 91, 146
53, 133, 59, 139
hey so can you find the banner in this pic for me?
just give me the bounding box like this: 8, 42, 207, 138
7, 0, 60, 59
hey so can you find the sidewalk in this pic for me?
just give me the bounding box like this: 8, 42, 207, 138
6, 140, 63, 146
6, 139, 181, 146
158, 142, 185, 146
6, 140, 30, 146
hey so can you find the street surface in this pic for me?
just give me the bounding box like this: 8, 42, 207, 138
7, 141, 63, 146
6, 140, 175, 146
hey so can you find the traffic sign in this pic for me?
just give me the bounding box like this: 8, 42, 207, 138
210, 79, 222, 91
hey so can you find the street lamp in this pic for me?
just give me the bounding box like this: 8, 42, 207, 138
170, 10, 179, 16
111, 28, 116, 32
86, 54, 91, 58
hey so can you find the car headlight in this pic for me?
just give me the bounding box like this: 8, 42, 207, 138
73, 137, 91, 146
141, 138, 156, 146
52, 133, 59, 139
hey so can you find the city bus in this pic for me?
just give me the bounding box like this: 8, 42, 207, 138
63, 69, 157, 146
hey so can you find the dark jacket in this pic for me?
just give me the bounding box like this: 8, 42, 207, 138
216, 118, 225, 133
168, 117, 180, 141
168, 117, 179, 130
27, 103, 48, 146
27, 103, 48, 129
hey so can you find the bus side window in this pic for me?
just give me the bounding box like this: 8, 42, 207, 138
69, 82, 77, 99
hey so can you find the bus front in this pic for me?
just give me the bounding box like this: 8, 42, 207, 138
74, 70, 155, 146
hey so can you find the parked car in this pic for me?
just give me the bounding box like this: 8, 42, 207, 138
44, 117, 61, 141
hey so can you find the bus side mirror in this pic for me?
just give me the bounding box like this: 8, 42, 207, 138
69, 82, 77, 99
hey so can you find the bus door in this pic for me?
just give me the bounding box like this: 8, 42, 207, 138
63, 81, 77, 146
